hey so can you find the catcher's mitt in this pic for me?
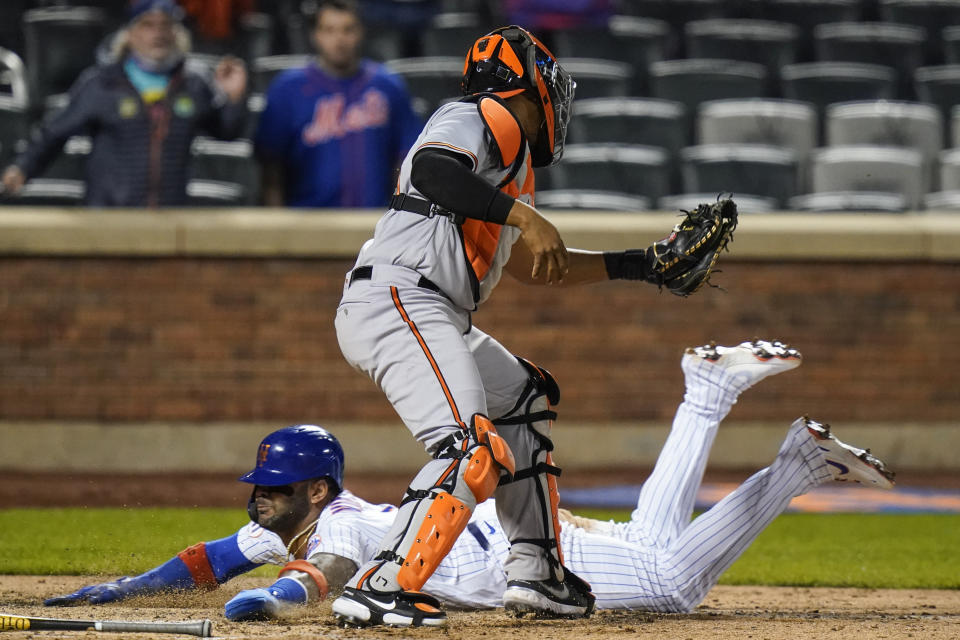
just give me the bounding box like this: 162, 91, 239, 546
648, 196, 738, 296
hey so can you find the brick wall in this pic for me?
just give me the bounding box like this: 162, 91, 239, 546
1, 256, 956, 424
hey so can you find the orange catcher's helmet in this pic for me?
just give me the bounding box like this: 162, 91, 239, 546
461, 25, 575, 167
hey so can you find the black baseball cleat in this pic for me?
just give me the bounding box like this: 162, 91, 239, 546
503, 569, 596, 618
332, 587, 447, 627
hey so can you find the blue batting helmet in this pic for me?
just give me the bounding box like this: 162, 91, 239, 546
239, 425, 344, 489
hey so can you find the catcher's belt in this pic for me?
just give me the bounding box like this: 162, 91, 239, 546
348, 265, 445, 296
390, 193, 466, 225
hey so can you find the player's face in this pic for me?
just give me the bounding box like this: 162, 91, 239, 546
252, 482, 312, 532
128, 11, 177, 63
313, 8, 363, 74
508, 93, 543, 145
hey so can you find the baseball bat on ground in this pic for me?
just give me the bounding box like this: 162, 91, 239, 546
0, 614, 212, 637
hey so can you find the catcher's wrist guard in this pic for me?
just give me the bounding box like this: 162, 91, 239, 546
602, 249, 661, 284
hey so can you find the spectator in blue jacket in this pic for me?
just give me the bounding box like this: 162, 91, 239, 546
1, 0, 248, 208
254, 0, 422, 208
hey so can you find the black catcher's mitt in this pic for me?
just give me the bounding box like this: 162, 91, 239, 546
648, 196, 738, 296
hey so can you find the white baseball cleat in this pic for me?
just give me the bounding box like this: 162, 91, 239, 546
682, 339, 802, 388
800, 417, 895, 489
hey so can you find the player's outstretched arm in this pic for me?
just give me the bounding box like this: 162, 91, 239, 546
505, 239, 608, 287
44, 534, 260, 606
507, 196, 739, 296
224, 553, 358, 621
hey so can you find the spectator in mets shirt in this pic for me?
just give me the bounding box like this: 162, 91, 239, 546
254, 0, 422, 208
1, 0, 248, 208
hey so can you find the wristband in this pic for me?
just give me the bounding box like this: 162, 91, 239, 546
267, 577, 309, 604
603, 249, 653, 281
279, 559, 330, 601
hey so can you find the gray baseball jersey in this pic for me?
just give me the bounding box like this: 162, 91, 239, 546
352, 100, 527, 311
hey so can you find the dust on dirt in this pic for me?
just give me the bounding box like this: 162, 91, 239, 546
1, 575, 957, 640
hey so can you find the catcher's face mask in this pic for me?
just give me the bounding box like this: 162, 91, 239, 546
461, 25, 576, 167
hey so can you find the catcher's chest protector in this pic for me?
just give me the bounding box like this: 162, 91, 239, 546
461, 96, 534, 282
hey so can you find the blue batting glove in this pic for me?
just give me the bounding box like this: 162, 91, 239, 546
224, 578, 307, 621
225, 588, 282, 621
44, 578, 135, 606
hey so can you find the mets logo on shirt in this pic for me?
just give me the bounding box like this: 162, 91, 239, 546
301, 88, 389, 145
173, 95, 195, 117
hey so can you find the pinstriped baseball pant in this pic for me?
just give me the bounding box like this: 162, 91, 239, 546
559, 357, 834, 611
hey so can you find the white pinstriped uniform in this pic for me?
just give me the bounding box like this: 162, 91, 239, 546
235, 359, 834, 612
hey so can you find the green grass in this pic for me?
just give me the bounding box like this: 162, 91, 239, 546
1, 508, 958, 589
0, 508, 274, 578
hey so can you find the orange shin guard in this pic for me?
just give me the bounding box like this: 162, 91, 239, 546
396, 492, 471, 591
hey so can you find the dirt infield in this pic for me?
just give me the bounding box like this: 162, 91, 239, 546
1, 575, 957, 640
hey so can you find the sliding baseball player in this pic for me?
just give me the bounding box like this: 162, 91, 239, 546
44, 339, 893, 623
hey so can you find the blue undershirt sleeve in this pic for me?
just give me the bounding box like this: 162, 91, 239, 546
205, 534, 262, 583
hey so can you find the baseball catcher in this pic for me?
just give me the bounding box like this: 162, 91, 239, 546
328, 22, 743, 629
603, 196, 738, 296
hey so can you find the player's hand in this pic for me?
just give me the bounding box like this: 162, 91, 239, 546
44, 578, 133, 606
2, 166, 25, 195
508, 200, 568, 284
214, 56, 248, 103
224, 588, 283, 621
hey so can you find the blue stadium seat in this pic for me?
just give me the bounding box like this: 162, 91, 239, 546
758, 0, 863, 60
0, 47, 28, 168
385, 57, 463, 119
541, 143, 672, 202
825, 101, 943, 192
570, 97, 687, 155
915, 65, 960, 142
536, 189, 651, 212
680, 144, 799, 209
789, 191, 909, 212
554, 59, 633, 100
422, 12, 487, 57
810, 145, 924, 209
813, 22, 926, 99
684, 19, 799, 92
550, 16, 673, 93
781, 62, 896, 120
879, 0, 960, 64
190, 137, 258, 205
649, 58, 767, 137
22, 6, 108, 113
615, 0, 725, 52
659, 193, 778, 214
697, 99, 818, 192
